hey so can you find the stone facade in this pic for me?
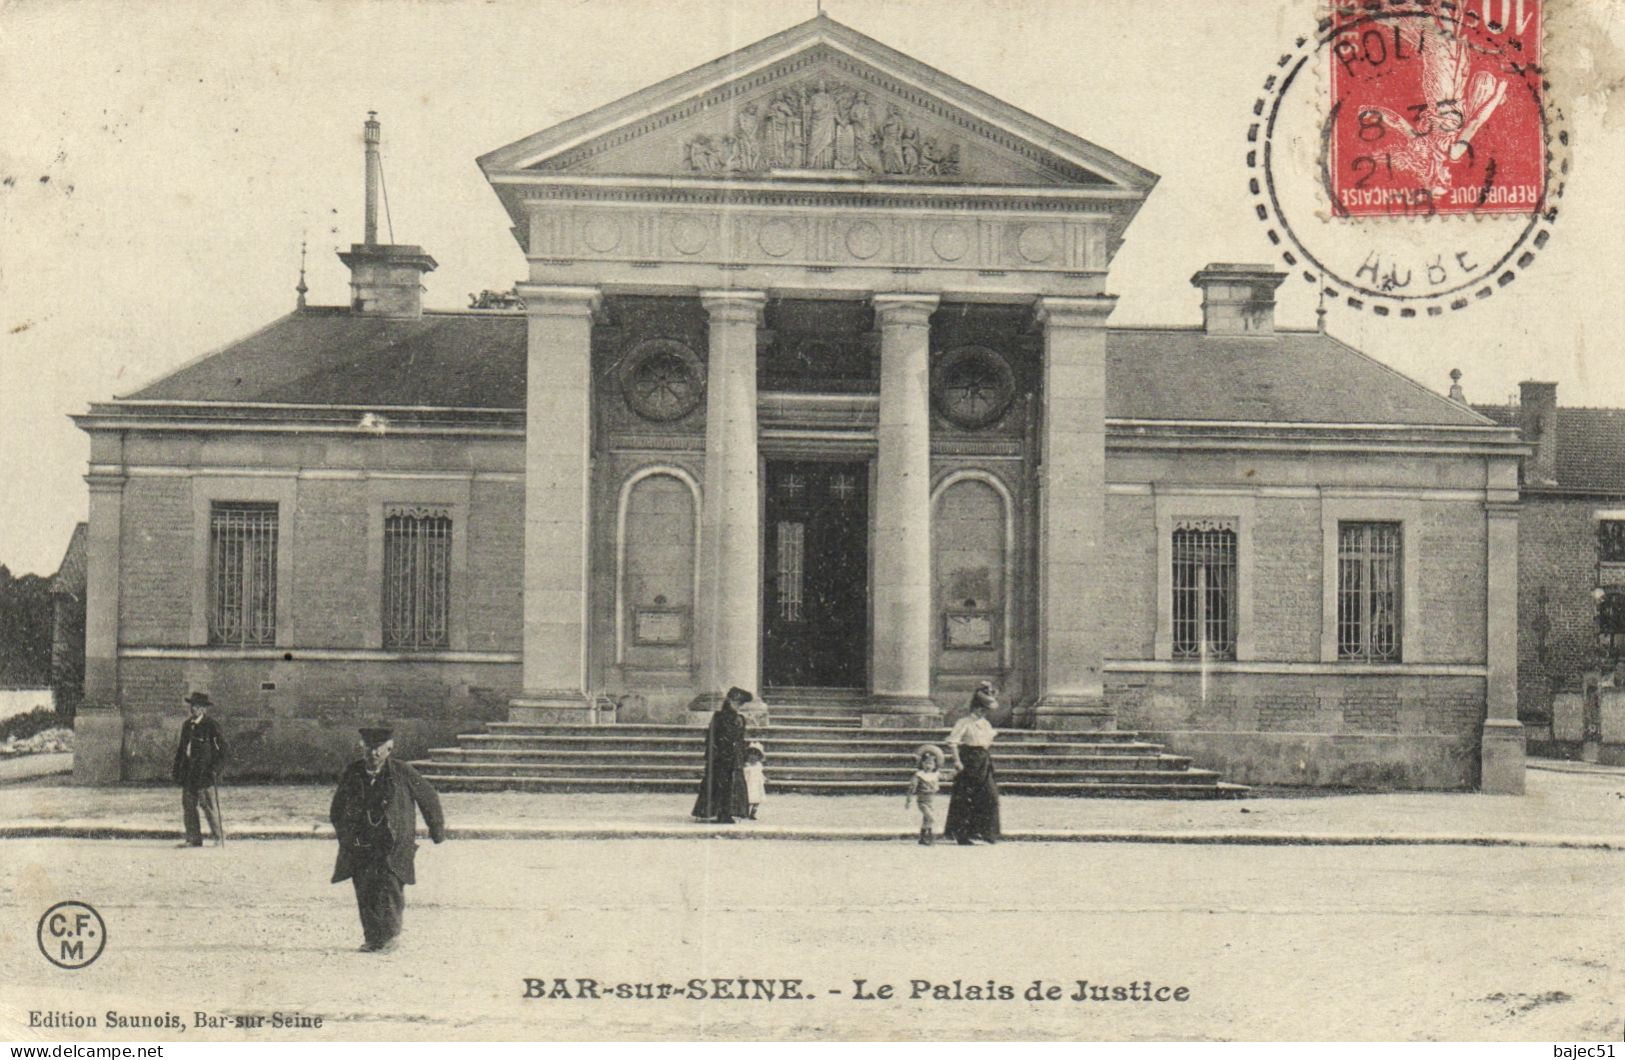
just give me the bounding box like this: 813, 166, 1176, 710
71, 15, 1527, 790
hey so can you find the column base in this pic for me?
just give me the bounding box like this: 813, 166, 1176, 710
1033, 694, 1115, 732
71, 706, 124, 785
509, 690, 598, 726
1480, 718, 1526, 794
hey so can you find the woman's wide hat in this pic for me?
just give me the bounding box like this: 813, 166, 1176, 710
724, 686, 755, 705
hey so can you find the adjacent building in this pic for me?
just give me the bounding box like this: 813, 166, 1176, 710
1475, 381, 1625, 759
72, 15, 1526, 790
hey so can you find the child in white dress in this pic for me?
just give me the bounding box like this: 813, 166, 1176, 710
904, 744, 943, 846
742, 742, 767, 820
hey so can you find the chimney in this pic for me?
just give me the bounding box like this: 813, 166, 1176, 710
1518, 380, 1559, 486
1190, 263, 1287, 335
337, 112, 436, 317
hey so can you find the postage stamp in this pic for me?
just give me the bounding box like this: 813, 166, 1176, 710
1328, 0, 1544, 217
1249, 0, 1567, 316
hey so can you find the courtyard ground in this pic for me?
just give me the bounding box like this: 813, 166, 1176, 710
1, 760, 1622, 846
1, 836, 1619, 1041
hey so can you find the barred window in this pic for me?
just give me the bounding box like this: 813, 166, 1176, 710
1172, 519, 1237, 660
1599, 520, 1625, 564
1338, 522, 1402, 661
383, 505, 452, 650
208, 502, 278, 647
776, 520, 804, 623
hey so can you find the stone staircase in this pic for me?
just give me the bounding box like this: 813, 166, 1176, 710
412, 700, 1247, 798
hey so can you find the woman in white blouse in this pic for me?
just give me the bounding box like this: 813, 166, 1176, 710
944, 681, 1001, 845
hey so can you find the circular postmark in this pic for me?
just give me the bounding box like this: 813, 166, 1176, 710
37, 901, 106, 970
1248, 0, 1568, 317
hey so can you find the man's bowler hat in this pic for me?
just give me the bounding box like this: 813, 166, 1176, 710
184, 691, 213, 708
358, 725, 394, 746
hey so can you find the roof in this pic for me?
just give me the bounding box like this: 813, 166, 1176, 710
123, 309, 527, 408
49, 523, 88, 599
1475, 403, 1625, 489
117, 308, 1489, 428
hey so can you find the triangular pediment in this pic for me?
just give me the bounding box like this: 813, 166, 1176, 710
479, 16, 1157, 193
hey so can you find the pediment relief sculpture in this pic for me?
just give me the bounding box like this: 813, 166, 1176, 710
683, 79, 960, 178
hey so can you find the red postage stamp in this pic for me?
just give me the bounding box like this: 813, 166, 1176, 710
1328, 0, 1544, 217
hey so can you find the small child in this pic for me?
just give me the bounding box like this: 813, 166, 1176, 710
742, 742, 767, 820
904, 744, 943, 846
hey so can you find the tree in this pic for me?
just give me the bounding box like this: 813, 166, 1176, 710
0, 565, 53, 688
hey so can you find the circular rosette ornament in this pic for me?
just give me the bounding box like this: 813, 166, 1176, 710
932, 346, 1015, 430
619, 339, 705, 423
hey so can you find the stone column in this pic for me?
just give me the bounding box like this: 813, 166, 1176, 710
511, 284, 600, 725
693, 291, 767, 710
1482, 498, 1525, 793
74, 468, 126, 784
1034, 295, 1117, 730
868, 294, 939, 726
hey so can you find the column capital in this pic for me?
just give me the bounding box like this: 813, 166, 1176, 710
699, 289, 768, 323
516, 284, 601, 319
872, 293, 940, 325
1035, 293, 1118, 328
84, 471, 127, 493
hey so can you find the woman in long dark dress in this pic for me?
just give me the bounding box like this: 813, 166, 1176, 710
691, 687, 752, 823
944, 682, 1001, 845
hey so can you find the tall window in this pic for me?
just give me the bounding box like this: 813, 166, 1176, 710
776, 521, 804, 623
1338, 522, 1402, 661
1599, 519, 1625, 564
208, 502, 278, 646
383, 506, 452, 650
1172, 520, 1237, 660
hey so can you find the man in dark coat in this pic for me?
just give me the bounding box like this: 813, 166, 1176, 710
329, 726, 446, 953
172, 691, 228, 847
691, 687, 752, 823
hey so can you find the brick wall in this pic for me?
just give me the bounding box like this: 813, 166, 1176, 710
467, 479, 524, 651
1108, 672, 1484, 788
120, 477, 192, 643
1251, 498, 1322, 659
119, 656, 517, 780
291, 480, 371, 646
1517, 494, 1625, 723
1415, 505, 1486, 663
1102, 493, 1156, 658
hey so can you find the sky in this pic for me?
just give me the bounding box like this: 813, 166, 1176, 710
1, 0, 1622, 575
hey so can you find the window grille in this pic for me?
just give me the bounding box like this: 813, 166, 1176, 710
1338, 522, 1402, 661
383, 505, 452, 650
208, 503, 278, 647
1599, 520, 1625, 564
1171, 519, 1237, 660
776, 520, 804, 623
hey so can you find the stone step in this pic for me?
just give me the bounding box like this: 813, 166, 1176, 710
427, 748, 1196, 770
771, 714, 862, 727
483, 722, 1149, 743
414, 759, 1221, 783
456, 734, 1169, 756
411, 773, 1245, 799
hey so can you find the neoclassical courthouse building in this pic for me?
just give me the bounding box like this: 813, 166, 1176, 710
73, 16, 1526, 791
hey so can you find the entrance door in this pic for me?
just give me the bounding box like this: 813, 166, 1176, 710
763, 460, 868, 689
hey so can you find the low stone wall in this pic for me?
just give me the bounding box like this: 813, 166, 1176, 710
1108, 671, 1487, 790
113, 657, 518, 781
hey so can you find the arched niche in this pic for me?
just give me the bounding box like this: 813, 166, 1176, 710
930, 471, 1013, 675
615, 467, 701, 666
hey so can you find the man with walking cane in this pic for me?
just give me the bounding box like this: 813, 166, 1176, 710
172, 690, 228, 847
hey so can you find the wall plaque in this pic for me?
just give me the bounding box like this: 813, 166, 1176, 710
634, 607, 688, 646
944, 610, 995, 650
